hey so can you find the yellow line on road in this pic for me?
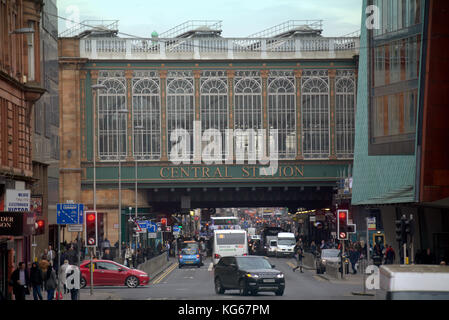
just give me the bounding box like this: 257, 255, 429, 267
286, 262, 296, 269
152, 263, 179, 284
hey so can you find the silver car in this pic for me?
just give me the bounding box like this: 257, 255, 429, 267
316, 249, 340, 274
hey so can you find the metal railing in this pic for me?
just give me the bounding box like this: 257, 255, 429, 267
247, 20, 323, 38
59, 20, 119, 38
81, 36, 359, 58
159, 20, 223, 38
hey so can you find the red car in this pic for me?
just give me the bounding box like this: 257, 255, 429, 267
79, 260, 149, 288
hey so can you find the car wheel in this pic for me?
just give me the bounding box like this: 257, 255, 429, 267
251, 290, 258, 296
275, 289, 284, 296
239, 279, 250, 296
80, 277, 87, 288
125, 275, 139, 288
214, 277, 225, 294
179, 264, 182, 268
197, 264, 201, 268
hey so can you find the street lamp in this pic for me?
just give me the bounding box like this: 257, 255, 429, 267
90, 83, 106, 295
117, 107, 129, 259
134, 125, 144, 253
91, 84, 106, 213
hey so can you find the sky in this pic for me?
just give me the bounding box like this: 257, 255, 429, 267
56, 0, 363, 38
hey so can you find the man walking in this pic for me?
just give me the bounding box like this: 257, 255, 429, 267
293, 240, 304, 273
9, 262, 30, 300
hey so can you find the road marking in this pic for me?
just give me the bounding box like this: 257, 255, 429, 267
208, 263, 213, 271
286, 262, 296, 269
152, 263, 178, 284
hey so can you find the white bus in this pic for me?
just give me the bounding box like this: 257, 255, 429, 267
212, 230, 248, 265
210, 216, 241, 231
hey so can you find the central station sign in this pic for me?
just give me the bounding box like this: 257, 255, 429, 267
159, 165, 304, 179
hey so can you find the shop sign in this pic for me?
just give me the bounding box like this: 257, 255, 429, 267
0, 211, 24, 236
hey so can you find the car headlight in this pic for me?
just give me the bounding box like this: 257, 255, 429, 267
276, 273, 284, 278
321, 259, 327, 263
246, 273, 259, 278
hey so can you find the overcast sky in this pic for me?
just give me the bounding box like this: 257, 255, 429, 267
56, 0, 362, 38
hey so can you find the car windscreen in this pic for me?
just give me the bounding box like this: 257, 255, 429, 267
237, 258, 272, 270
180, 242, 199, 250
181, 248, 198, 255
216, 233, 246, 245
277, 239, 296, 246
322, 249, 340, 257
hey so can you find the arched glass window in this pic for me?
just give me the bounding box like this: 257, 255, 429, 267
268, 71, 296, 159
200, 72, 228, 160
234, 71, 262, 160
132, 76, 161, 160
301, 70, 330, 159
335, 70, 356, 158
97, 77, 127, 160
166, 72, 195, 160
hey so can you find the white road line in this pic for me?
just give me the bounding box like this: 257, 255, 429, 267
208, 263, 213, 271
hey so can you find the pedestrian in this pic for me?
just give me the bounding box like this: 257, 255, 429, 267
293, 240, 304, 273
320, 239, 327, 250
124, 245, 133, 267
310, 241, 317, 256
385, 245, 396, 264
47, 245, 56, 267
373, 243, 383, 267
66, 245, 78, 266
136, 249, 145, 266
166, 241, 170, 261
44, 264, 57, 300
349, 246, 360, 274
30, 262, 44, 300
103, 248, 114, 261
9, 262, 30, 301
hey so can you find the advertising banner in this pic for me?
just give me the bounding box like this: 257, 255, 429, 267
5, 189, 31, 212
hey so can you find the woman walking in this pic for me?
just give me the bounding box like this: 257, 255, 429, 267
44, 265, 57, 300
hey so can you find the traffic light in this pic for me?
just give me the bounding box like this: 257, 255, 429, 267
337, 209, 348, 240
395, 220, 403, 242
161, 218, 167, 226
85, 211, 97, 247
34, 219, 45, 235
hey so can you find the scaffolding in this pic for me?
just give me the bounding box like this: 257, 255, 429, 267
247, 20, 323, 38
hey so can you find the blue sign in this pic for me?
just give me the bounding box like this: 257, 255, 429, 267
173, 226, 180, 233
147, 222, 157, 233
137, 221, 148, 230
57, 204, 84, 225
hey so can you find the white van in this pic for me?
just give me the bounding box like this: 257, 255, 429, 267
212, 230, 248, 265
276, 232, 296, 257
379, 265, 449, 300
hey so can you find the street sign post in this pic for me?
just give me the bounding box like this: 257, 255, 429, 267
57, 204, 84, 225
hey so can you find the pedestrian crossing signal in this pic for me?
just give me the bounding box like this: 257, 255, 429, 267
85, 211, 97, 247
34, 219, 45, 235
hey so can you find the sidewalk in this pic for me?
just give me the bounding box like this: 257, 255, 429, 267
25, 256, 178, 301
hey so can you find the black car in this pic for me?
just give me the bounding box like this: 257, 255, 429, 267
214, 256, 285, 296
